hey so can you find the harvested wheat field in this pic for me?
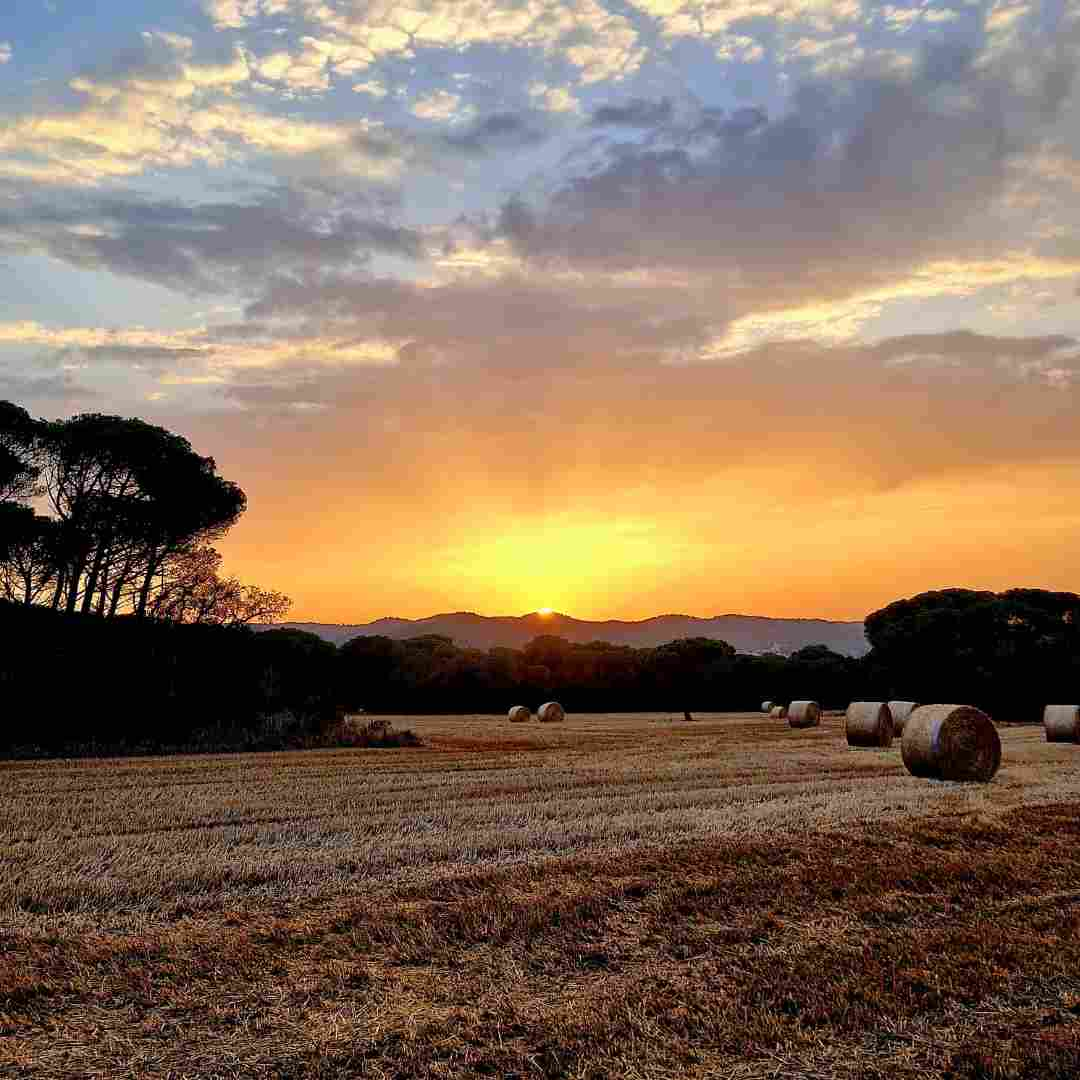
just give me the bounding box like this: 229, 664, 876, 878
3, 711, 1080, 1079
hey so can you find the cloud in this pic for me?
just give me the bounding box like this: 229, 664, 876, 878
0, 42, 11, 64
983, 0, 1031, 56
0, 190, 424, 295
14, 314, 1080, 536
166, 328, 1080, 524
245, 269, 717, 366
877, 4, 962, 33
411, 90, 467, 123
353, 79, 389, 98
252, 39, 332, 94
589, 98, 675, 128
528, 83, 580, 114
10, 14, 1074, 388
707, 253, 1080, 354
1018, 145, 1080, 191
203, 0, 644, 84
0, 321, 199, 351
494, 37, 1077, 323
0, 371, 99, 404
441, 112, 552, 156
232, 223, 1080, 382
0, 319, 399, 395
1, 27, 586, 193
0, 34, 403, 186
628, 0, 861, 50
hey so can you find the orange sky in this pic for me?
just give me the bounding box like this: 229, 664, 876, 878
208, 384, 1080, 622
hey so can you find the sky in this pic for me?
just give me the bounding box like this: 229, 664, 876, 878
2, 0, 1080, 623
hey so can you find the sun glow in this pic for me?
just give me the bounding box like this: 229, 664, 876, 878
537, 607, 554, 615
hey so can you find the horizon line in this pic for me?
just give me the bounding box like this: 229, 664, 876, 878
272, 610, 868, 627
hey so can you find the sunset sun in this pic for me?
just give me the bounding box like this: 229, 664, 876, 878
537, 607, 554, 615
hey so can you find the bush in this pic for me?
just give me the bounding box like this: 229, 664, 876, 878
336, 717, 423, 748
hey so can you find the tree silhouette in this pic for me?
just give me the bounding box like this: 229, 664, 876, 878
0, 401, 283, 623
0, 401, 40, 503
0, 505, 58, 604
148, 546, 291, 626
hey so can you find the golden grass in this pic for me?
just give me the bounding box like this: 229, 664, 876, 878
2, 712, 1080, 1077
2, 713, 1077, 931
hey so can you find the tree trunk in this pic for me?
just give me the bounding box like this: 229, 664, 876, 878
108, 576, 124, 618
81, 534, 113, 615
95, 571, 108, 615
49, 567, 65, 610
64, 557, 86, 614
136, 550, 160, 619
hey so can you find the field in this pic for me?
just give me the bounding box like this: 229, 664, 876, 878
2, 712, 1080, 1078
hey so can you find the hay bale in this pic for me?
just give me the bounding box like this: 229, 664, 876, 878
887, 701, 919, 736
761, 700, 774, 713
507, 705, 531, 723
901, 704, 1001, 782
1043, 705, 1080, 743
787, 700, 821, 728
845, 702, 894, 748
769, 704, 786, 719
537, 701, 565, 724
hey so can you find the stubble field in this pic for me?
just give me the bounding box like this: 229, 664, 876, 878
2, 712, 1080, 1078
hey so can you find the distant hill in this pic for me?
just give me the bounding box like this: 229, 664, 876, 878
266, 611, 869, 656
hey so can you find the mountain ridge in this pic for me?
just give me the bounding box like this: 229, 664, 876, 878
266, 610, 870, 656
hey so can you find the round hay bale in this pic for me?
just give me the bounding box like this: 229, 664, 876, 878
507, 705, 531, 723
537, 701, 565, 724
769, 704, 786, 719
887, 701, 919, 736
787, 700, 821, 728
901, 704, 1001, 783
761, 700, 774, 713
845, 702, 894, 748
1043, 705, 1080, 743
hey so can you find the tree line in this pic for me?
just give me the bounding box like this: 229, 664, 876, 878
334, 586, 1080, 720
2, 585, 1076, 757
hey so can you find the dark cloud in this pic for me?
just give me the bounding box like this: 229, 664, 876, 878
871, 331, 1075, 364
350, 129, 413, 163
696, 106, 768, 138
0, 189, 423, 295
589, 99, 675, 129
441, 111, 551, 156
246, 271, 717, 362
344, 110, 554, 172
0, 371, 99, 404
223, 377, 337, 409
75, 33, 183, 86
78, 344, 207, 375
497, 40, 1077, 312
